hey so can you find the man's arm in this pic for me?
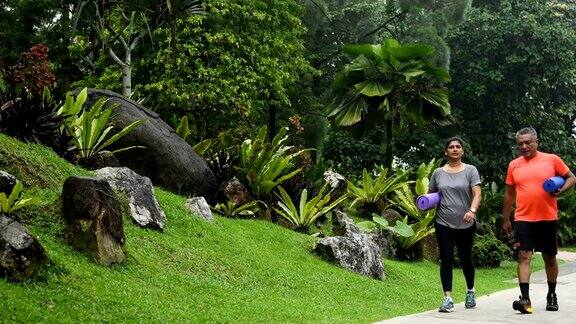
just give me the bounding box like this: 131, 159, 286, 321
502, 184, 516, 235
556, 170, 576, 196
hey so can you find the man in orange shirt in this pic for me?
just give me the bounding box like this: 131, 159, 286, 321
502, 127, 576, 314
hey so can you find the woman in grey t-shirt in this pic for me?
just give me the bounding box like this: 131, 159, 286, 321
428, 136, 482, 313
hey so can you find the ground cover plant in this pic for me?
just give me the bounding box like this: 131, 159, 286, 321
0, 133, 545, 323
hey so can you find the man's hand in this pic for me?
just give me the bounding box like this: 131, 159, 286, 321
463, 211, 476, 223
549, 189, 563, 197
502, 218, 512, 236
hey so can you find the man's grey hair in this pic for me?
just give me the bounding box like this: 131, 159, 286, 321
516, 127, 538, 139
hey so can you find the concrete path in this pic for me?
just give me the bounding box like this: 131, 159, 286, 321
378, 251, 576, 324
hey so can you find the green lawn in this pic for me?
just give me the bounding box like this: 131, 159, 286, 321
0, 134, 540, 323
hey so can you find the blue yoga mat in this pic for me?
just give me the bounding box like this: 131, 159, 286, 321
543, 176, 565, 193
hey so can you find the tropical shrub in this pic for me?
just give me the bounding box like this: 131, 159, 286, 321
390, 159, 438, 251
321, 128, 387, 180
5, 44, 55, 96
471, 231, 511, 268
356, 214, 414, 238
328, 38, 453, 167
558, 188, 576, 246
0, 181, 38, 215
57, 88, 146, 162
0, 87, 69, 152
347, 167, 409, 216
238, 126, 311, 197
273, 185, 347, 232
211, 200, 261, 219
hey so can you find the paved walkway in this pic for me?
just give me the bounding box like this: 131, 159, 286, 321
378, 251, 576, 324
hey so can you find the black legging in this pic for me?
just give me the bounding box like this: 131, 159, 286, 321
435, 222, 476, 292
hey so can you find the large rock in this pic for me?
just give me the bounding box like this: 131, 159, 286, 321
81, 88, 216, 198
185, 197, 213, 222
314, 210, 385, 280
95, 167, 165, 230
220, 177, 252, 206
0, 171, 17, 195
61, 176, 125, 265
0, 215, 48, 281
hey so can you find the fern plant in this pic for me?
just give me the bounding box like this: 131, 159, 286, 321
273, 185, 347, 231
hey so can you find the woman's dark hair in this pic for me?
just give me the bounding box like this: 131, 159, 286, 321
444, 136, 464, 150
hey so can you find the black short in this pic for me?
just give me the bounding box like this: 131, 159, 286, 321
514, 221, 558, 256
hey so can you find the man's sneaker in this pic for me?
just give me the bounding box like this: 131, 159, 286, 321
465, 291, 476, 309
546, 292, 558, 311
439, 297, 454, 313
512, 296, 533, 314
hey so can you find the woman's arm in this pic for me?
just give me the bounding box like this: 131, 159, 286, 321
463, 185, 481, 223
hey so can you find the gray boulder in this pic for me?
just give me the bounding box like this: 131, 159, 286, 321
314, 210, 385, 280
0, 215, 48, 281
0, 171, 17, 195
185, 197, 213, 222
81, 88, 217, 198
62, 176, 125, 265
95, 167, 165, 230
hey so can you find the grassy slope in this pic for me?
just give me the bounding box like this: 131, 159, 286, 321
0, 133, 540, 323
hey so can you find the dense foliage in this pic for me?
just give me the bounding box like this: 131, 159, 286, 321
447, 0, 576, 181
135, 0, 314, 139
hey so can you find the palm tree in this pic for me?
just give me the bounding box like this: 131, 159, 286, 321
328, 38, 453, 168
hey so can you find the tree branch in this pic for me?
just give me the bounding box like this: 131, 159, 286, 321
359, 10, 407, 41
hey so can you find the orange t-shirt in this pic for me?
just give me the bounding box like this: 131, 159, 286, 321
505, 152, 570, 221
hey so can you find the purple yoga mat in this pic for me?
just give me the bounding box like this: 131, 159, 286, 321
416, 192, 441, 210
543, 176, 565, 193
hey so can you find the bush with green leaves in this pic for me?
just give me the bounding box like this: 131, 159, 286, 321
347, 167, 410, 217
471, 231, 511, 268
0, 181, 38, 215
57, 88, 146, 161
238, 126, 311, 197
357, 214, 414, 238
0, 87, 69, 153
558, 188, 576, 246
273, 185, 347, 232
321, 128, 387, 179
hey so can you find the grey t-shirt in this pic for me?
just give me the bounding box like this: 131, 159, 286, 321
428, 164, 481, 229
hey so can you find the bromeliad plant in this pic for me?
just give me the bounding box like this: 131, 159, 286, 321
273, 185, 347, 232
211, 200, 261, 219
57, 88, 146, 161
347, 167, 409, 216
238, 126, 311, 197
0, 181, 38, 215
390, 159, 439, 249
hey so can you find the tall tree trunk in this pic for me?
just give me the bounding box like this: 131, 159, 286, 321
121, 50, 131, 97
385, 119, 393, 169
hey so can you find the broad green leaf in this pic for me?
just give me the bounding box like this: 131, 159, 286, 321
354, 80, 393, 97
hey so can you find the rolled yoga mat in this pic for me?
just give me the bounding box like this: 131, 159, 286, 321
543, 176, 565, 193
416, 192, 441, 210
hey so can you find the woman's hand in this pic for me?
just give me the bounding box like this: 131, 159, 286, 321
463, 210, 476, 223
